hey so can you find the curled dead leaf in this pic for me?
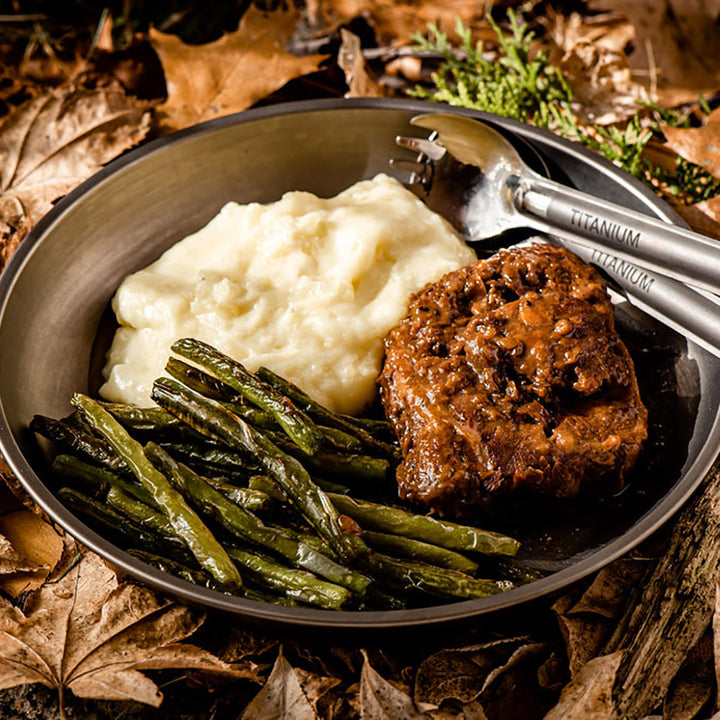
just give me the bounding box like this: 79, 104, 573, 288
0, 85, 152, 259
150, 7, 328, 133
415, 637, 531, 707
0, 478, 66, 597
560, 42, 645, 124
240, 648, 319, 720
663, 628, 714, 720
0, 551, 253, 707
549, 10, 635, 56
360, 650, 429, 720
338, 29, 384, 98
588, 0, 720, 106
568, 558, 649, 619
544, 651, 624, 720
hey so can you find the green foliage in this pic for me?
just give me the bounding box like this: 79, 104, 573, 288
411, 13, 572, 126
409, 12, 720, 205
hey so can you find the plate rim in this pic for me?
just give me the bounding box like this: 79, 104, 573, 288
0, 96, 718, 629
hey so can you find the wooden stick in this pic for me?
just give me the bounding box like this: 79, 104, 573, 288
549, 460, 720, 718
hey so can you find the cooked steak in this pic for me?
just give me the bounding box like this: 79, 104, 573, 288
378, 243, 648, 517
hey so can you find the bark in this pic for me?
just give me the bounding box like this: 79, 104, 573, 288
550, 459, 720, 719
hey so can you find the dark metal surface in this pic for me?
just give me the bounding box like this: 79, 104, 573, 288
0, 98, 718, 630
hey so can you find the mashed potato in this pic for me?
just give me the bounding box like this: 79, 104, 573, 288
100, 174, 476, 414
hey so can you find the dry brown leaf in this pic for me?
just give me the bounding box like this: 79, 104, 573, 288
543, 651, 624, 720
561, 42, 643, 124
338, 29, 384, 98
551, 559, 648, 679
548, 11, 644, 124
661, 107, 720, 181
679, 197, 720, 241
0, 479, 65, 597
294, 666, 342, 713
550, 10, 635, 55
554, 595, 612, 679
568, 559, 648, 619
413, 637, 550, 712
0, 86, 152, 233
588, 0, 720, 106
308, 0, 499, 47
0, 551, 254, 707
360, 650, 430, 719
150, 7, 328, 132
240, 648, 319, 720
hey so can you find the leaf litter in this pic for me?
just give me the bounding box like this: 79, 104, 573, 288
1, 2, 720, 718
0, 550, 254, 714
149, 5, 328, 132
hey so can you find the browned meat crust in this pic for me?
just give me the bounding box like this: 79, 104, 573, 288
378, 244, 648, 517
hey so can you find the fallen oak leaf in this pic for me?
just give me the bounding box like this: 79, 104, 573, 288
0, 86, 152, 243
414, 637, 529, 707
0, 477, 66, 597
150, 6, 328, 133
0, 551, 254, 710
240, 647, 319, 720
360, 650, 430, 720
663, 628, 714, 720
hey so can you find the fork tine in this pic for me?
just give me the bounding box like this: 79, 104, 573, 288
388, 158, 431, 176
395, 135, 446, 161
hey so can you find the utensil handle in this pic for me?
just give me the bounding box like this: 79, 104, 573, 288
516, 175, 720, 295
563, 240, 720, 359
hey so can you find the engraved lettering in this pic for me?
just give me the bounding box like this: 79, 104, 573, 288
569, 208, 642, 248
587, 248, 654, 293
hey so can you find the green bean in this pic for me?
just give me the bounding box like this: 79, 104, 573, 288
31, 414, 128, 474
151, 377, 367, 564
363, 553, 513, 600
106, 485, 176, 537
226, 547, 350, 610
362, 530, 479, 575
266, 430, 390, 484
254, 366, 399, 459
128, 550, 299, 606
71, 393, 243, 591
58, 487, 191, 562
52, 454, 156, 507
146, 443, 369, 595
99, 402, 205, 442
157, 441, 257, 475
165, 356, 239, 401
171, 338, 322, 455
328, 494, 520, 557
203, 477, 271, 513
495, 558, 547, 585
128, 549, 219, 589
167, 357, 378, 455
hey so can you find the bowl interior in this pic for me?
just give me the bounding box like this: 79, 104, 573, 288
1, 99, 719, 629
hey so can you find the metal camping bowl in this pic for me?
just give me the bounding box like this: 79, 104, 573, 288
0, 98, 719, 630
